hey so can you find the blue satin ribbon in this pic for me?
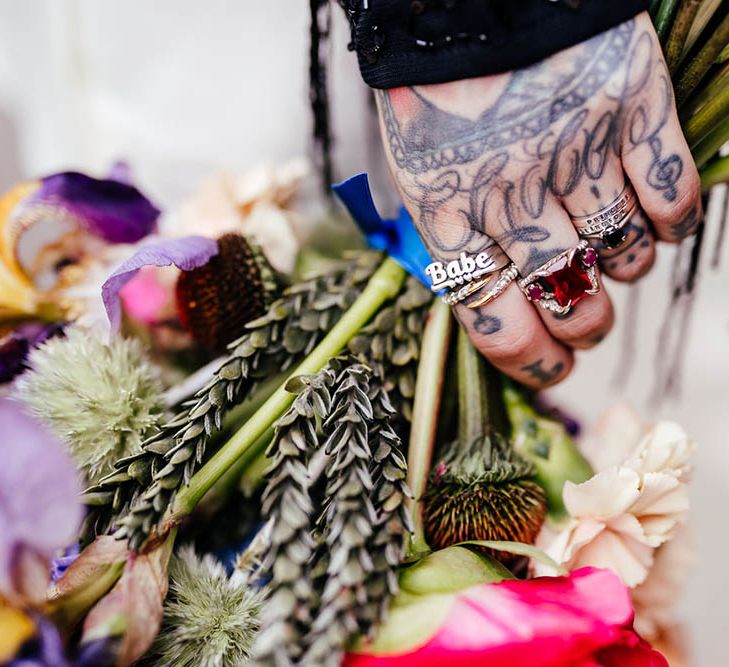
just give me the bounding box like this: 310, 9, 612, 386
332, 173, 434, 288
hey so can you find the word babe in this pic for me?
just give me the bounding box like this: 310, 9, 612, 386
425, 252, 497, 292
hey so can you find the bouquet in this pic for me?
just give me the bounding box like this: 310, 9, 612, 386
0, 3, 724, 666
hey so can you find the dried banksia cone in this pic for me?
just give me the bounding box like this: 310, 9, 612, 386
176, 233, 280, 352
423, 328, 546, 562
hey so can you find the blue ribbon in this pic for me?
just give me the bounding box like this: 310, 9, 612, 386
332, 173, 434, 288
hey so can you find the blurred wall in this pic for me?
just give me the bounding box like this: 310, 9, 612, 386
0, 2, 726, 665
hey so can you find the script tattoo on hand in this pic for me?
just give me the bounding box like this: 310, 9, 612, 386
377, 18, 683, 270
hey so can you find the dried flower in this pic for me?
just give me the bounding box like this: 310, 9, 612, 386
0, 170, 158, 323
101, 235, 219, 333
0, 399, 82, 606
175, 233, 281, 351
16, 327, 165, 483
423, 331, 545, 560
168, 159, 309, 273
149, 546, 265, 667
83, 251, 383, 550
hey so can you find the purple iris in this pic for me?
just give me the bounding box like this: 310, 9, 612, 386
0, 400, 82, 606
0, 323, 64, 384
101, 235, 219, 332
8, 616, 114, 667
24, 172, 160, 244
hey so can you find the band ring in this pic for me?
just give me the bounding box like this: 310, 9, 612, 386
442, 263, 518, 308
569, 182, 638, 249
518, 241, 600, 315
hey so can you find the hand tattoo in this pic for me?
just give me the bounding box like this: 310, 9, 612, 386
520, 359, 565, 385
377, 19, 684, 264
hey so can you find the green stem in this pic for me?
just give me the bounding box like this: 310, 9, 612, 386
684, 78, 729, 146
681, 0, 724, 58
171, 257, 407, 519
654, 0, 681, 44
692, 114, 729, 169
205, 426, 274, 506
665, 0, 703, 73
681, 61, 729, 120
405, 300, 452, 558
675, 11, 729, 107
700, 153, 729, 189
457, 327, 487, 448
502, 380, 592, 518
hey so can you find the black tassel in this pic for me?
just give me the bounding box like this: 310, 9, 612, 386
309, 0, 335, 194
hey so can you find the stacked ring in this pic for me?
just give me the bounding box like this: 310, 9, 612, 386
442, 263, 519, 307
518, 240, 600, 315
569, 182, 638, 249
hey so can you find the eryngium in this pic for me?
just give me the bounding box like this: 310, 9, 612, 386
150, 546, 266, 667
16, 327, 164, 483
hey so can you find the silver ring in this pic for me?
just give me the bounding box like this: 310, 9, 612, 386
569, 182, 638, 248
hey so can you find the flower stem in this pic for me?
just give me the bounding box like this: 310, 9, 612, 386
457, 327, 486, 448
665, 0, 702, 73
675, 11, 729, 107
502, 381, 592, 518
171, 257, 407, 520
406, 300, 452, 558
692, 114, 729, 170
700, 153, 729, 189
684, 79, 729, 148
653, 0, 681, 44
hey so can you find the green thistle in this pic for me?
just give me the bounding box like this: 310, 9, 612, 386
149, 546, 266, 667
423, 329, 546, 561
15, 327, 164, 483
81, 251, 383, 549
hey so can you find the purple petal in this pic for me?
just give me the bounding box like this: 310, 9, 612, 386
0, 400, 82, 604
8, 616, 71, 667
101, 236, 219, 332
24, 171, 160, 244
0, 323, 64, 384
50, 544, 80, 583
106, 160, 132, 185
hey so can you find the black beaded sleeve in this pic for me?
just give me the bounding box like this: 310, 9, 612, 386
340, 0, 649, 89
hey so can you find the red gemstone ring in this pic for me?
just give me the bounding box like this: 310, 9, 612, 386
518, 241, 600, 315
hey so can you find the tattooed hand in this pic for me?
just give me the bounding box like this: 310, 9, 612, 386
376, 12, 702, 389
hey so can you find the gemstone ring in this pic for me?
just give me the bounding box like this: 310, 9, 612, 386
518, 241, 600, 315
569, 182, 638, 249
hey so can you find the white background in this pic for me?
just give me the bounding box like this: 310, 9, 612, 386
0, 2, 726, 665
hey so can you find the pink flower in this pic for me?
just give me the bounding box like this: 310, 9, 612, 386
344, 568, 667, 667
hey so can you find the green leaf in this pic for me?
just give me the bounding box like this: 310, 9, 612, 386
455, 540, 567, 575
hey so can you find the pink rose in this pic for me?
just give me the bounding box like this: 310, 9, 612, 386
345, 568, 667, 667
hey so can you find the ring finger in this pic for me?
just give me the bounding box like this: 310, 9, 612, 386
486, 195, 615, 350
560, 162, 656, 282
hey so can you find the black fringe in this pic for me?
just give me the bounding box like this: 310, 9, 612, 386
309, 0, 335, 193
